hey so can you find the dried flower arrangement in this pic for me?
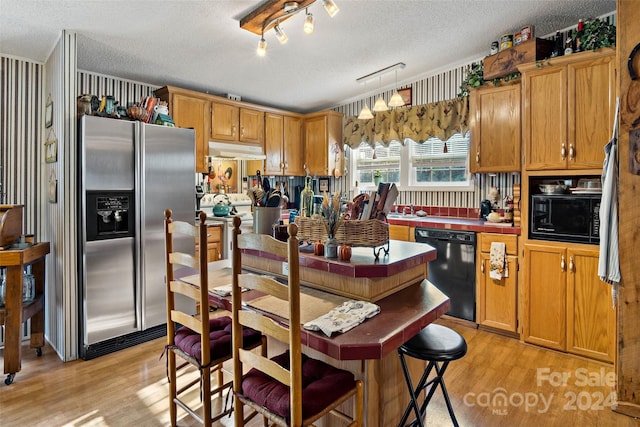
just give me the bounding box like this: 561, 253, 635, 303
320, 191, 344, 238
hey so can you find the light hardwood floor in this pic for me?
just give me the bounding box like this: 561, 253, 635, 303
1, 318, 638, 427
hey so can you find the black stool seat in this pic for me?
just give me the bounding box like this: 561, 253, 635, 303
397, 323, 467, 427
399, 323, 467, 361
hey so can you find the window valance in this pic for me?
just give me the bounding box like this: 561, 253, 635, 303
343, 97, 469, 148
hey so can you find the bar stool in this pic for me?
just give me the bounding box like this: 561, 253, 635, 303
397, 323, 467, 427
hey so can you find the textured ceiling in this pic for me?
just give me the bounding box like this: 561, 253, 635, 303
0, 0, 616, 113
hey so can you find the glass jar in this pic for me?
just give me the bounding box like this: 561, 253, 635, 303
22, 267, 35, 303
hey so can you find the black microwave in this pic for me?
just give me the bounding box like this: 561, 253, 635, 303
529, 194, 600, 244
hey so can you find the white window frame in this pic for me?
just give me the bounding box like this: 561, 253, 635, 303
350, 132, 474, 192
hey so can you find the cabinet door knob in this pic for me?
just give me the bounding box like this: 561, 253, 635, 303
476, 151, 480, 163
232, 125, 237, 136
561, 255, 566, 271
569, 144, 575, 160
284, 162, 288, 169
481, 260, 485, 273
240, 126, 245, 137
561, 143, 567, 160
569, 256, 574, 272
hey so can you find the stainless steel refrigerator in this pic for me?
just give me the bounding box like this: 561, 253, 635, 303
78, 115, 195, 359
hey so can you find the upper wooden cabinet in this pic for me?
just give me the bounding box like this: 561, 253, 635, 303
211, 102, 264, 145
264, 113, 304, 176
155, 87, 210, 173
469, 83, 521, 173
519, 49, 615, 171
303, 110, 343, 177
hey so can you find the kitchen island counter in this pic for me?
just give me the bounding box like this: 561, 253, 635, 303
188, 239, 448, 426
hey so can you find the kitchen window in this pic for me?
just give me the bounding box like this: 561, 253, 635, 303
350, 131, 473, 191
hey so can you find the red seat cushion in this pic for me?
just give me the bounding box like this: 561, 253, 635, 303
174, 316, 261, 364
240, 351, 356, 423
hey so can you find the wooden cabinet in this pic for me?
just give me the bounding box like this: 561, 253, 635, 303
388, 225, 416, 242
195, 224, 222, 263
522, 242, 615, 363
264, 113, 304, 176
469, 83, 521, 173
155, 87, 210, 173
211, 102, 264, 145
476, 233, 518, 333
303, 110, 343, 177
520, 49, 615, 171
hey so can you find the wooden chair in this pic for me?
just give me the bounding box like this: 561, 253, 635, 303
231, 217, 364, 426
164, 210, 266, 427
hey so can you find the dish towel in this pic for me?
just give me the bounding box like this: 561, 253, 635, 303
598, 98, 621, 307
303, 300, 380, 337
489, 242, 508, 280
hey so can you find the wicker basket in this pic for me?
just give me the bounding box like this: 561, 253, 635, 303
294, 216, 389, 248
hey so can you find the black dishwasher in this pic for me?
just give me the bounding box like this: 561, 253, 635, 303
415, 228, 476, 322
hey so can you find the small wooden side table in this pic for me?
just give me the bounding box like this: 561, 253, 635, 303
0, 242, 50, 385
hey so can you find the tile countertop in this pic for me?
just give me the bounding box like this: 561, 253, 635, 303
386, 215, 521, 235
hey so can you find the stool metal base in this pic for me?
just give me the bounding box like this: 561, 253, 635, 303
397, 353, 460, 427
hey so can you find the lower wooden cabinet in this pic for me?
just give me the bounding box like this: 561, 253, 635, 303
523, 242, 615, 363
476, 233, 518, 333
195, 224, 222, 263
388, 225, 415, 242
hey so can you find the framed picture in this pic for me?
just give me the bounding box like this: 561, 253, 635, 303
45, 98, 53, 128
398, 88, 412, 106
319, 177, 330, 193
45, 130, 57, 163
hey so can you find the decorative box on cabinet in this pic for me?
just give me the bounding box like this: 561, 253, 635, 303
303, 110, 343, 177
476, 233, 518, 334
264, 113, 304, 176
522, 242, 615, 363
155, 86, 210, 173
469, 83, 521, 173
483, 38, 555, 80
519, 49, 615, 171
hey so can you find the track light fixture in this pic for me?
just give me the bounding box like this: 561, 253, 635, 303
303, 9, 314, 34
323, 0, 339, 17
241, 0, 339, 56
274, 23, 288, 44
256, 34, 267, 56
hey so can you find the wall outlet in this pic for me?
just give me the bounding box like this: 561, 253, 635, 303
282, 262, 289, 276
227, 93, 241, 101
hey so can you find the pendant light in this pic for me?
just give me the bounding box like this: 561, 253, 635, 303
388, 70, 405, 107
358, 103, 373, 120
372, 77, 388, 112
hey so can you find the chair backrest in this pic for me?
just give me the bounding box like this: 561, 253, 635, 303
164, 209, 211, 363
231, 217, 303, 425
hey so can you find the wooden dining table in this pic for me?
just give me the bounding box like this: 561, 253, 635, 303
179, 241, 450, 426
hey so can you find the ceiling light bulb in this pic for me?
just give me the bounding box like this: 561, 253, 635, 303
303, 10, 314, 34
358, 104, 373, 120
373, 96, 388, 112
256, 37, 267, 56
323, 0, 339, 17
388, 90, 404, 107
274, 24, 288, 44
